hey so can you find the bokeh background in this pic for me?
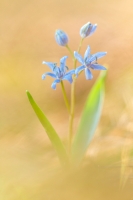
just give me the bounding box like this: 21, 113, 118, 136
0, 0, 133, 199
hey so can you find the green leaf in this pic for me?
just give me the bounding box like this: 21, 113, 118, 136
71, 71, 107, 166
26, 91, 69, 166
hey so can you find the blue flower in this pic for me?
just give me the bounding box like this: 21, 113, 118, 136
80, 22, 97, 38
42, 56, 75, 89
74, 46, 107, 80
55, 30, 69, 46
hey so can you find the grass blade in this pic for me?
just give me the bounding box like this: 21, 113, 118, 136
71, 71, 107, 165
26, 90, 69, 166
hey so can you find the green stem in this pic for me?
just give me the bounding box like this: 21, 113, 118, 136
61, 81, 70, 114
66, 44, 74, 59
67, 38, 84, 154
68, 76, 76, 153
74, 38, 84, 69
77, 38, 84, 53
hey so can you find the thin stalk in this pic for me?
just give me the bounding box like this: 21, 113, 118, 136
74, 38, 84, 69
77, 38, 84, 53
66, 44, 74, 59
66, 38, 84, 154
61, 81, 70, 114
68, 76, 76, 153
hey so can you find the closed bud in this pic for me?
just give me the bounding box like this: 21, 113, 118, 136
55, 30, 69, 46
80, 22, 97, 38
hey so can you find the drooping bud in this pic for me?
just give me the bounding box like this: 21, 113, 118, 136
80, 22, 97, 38
55, 30, 69, 46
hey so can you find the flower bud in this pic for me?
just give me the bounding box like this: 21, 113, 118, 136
80, 22, 97, 38
55, 30, 69, 46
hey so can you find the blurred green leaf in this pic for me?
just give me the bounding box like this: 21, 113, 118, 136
71, 71, 107, 165
26, 91, 69, 166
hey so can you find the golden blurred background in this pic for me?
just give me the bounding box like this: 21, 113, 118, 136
0, 0, 133, 199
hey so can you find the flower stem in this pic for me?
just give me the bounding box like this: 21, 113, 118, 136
61, 81, 70, 114
66, 44, 74, 59
74, 38, 84, 69
77, 38, 84, 53
67, 38, 84, 154
68, 76, 76, 153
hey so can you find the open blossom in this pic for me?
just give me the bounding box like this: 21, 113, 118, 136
74, 46, 107, 80
42, 56, 75, 89
80, 22, 97, 38
55, 30, 69, 46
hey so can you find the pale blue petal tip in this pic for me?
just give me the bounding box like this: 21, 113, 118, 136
42, 74, 45, 80
51, 85, 56, 90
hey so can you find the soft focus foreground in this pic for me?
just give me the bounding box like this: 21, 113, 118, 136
0, 0, 133, 199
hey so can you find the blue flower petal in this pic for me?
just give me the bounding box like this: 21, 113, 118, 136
42, 61, 56, 70
63, 75, 73, 83
75, 65, 85, 76
89, 24, 97, 36
53, 66, 60, 76
84, 46, 91, 60
55, 30, 68, 46
80, 22, 97, 38
85, 68, 93, 80
60, 56, 68, 72
74, 51, 84, 64
51, 79, 61, 90
80, 22, 91, 38
42, 72, 56, 80
65, 69, 75, 76
89, 52, 107, 63
91, 64, 106, 70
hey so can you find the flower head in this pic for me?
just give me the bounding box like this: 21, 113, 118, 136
42, 56, 75, 89
55, 30, 69, 46
80, 22, 97, 38
74, 46, 107, 80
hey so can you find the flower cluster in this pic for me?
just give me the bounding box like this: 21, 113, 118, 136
42, 22, 107, 89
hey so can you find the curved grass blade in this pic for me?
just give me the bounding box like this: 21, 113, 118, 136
71, 71, 107, 166
26, 90, 69, 166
